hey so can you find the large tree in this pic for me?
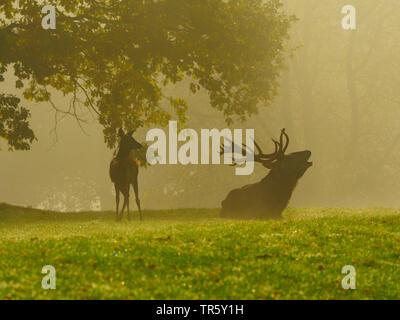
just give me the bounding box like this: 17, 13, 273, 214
0, 0, 294, 150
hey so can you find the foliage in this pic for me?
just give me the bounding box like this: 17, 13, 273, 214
0, 0, 294, 150
0, 94, 35, 150
0, 204, 399, 299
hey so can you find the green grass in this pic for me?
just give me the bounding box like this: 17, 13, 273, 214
1, 203, 400, 300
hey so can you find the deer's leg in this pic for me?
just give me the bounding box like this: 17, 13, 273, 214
126, 186, 131, 221
119, 193, 127, 221
119, 185, 130, 221
132, 178, 142, 221
114, 184, 120, 221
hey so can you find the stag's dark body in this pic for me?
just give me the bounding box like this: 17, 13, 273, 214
220, 129, 312, 220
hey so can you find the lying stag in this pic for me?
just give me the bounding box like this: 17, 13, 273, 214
220, 129, 312, 219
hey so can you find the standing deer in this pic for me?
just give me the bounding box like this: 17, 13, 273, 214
220, 129, 312, 220
109, 128, 143, 221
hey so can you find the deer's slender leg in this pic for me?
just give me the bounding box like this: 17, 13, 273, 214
126, 186, 131, 221
120, 193, 127, 221
115, 184, 120, 221
119, 185, 130, 221
132, 179, 142, 221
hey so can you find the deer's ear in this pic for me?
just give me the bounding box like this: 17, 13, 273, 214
118, 128, 125, 137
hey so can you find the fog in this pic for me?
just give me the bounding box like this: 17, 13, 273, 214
1, 1, 400, 211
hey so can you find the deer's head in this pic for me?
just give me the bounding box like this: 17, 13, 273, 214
223, 128, 312, 179
253, 129, 312, 179
117, 128, 143, 157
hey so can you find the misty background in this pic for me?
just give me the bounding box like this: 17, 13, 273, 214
1, 1, 400, 211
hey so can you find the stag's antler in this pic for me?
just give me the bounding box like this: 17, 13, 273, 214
219, 139, 244, 166
279, 128, 289, 153
220, 128, 290, 169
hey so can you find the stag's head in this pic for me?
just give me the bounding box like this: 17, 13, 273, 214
222, 128, 312, 179
117, 128, 143, 157
253, 129, 312, 179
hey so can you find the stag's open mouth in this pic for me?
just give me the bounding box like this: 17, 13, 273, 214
306, 151, 313, 166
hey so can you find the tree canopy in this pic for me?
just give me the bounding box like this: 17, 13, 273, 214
0, 0, 294, 150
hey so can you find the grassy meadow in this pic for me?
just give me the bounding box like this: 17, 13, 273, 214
0, 203, 399, 300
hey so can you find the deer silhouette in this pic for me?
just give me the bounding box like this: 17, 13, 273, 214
109, 128, 143, 221
220, 129, 312, 220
